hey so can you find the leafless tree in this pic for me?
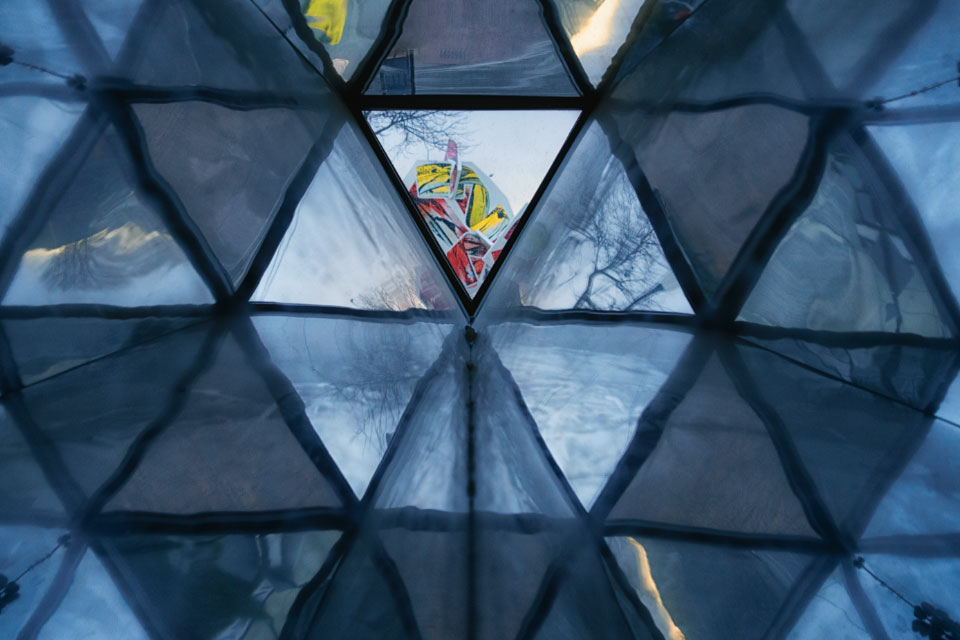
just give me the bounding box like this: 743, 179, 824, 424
364, 110, 470, 155
568, 174, 668, 311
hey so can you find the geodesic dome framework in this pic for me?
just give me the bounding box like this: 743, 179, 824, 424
1, 1, 959, 638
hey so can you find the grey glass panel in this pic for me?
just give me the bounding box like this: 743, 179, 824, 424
607, 536, 812, 640
134, 101, 332, 286
483, 119, 691, 313
2, 128, 213, 306
3, 316, 195, 387
740, 147, 952, 337
104, 333, 344, 513
0, 527, 68, 637
105, 531, 339, 639
366, 0, 578, 96
870, 123, 960, 304
20, 324, 211, 501
489, 322, 691, 508
253, 119, 461, 311
608, 354, 819, 537
253, 314, 452, 498
0, 98, 84, 240
38, 550, 148, 640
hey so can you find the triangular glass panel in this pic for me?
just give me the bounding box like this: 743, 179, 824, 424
253, 313, 453, 499
2, 127, 213, 307
102, 333, 350, 514
367, 110, 579, 297
489, 322, 692, 509
787, 566, 872, 640
253, 118, 461, 312
606, 353, 820, 538
739, 145, 954, 337
2, 316, 195, 388
364, 0, 579, 95
482, 119, 692, 313
101, 530, 340, 639
132, 100, 335, 287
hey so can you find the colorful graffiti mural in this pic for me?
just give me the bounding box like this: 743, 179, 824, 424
406, 139, 515, 294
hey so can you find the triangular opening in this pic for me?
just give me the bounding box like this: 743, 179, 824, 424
482, 119, 693, 312
366, 110, 579, 297
364, 0, 579, 95
253, 314, 453, 499
2, 127, 213, 307
252, 118, 461, 312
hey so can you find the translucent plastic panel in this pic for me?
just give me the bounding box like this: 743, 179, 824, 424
472, 334, 577, 517
20, 323, 213, 499
105, 531, 339, 639
787, 567, 870, 640
253, 314, 452, 498
3, 316, 195, 387
607, 537, 812, 640
0, 527, 68, 637
870, 123, 960, 303
789, 0, 960, 106
0, 98, 83, 238
371, 335, 468, 512
553, 0, 647, 84
483, 120, 691, 312
254, 120, 460, 311
611, 0, 805, 102
857, 554, 960, 638
606, 104, 809, 297
607, 354, 819, 537
489, 322, 691, 508
739, 336, 957, 416
735, 341, 934, 539
369, 110, 579, 297
104, 334, 346, 514
126, 0, 325, 92
937, 373, 960, 426
740, 148, 952, 337
38, 551, 148, 640
0, 2, 81, 85
366, 0, 578, 95
79, 0, 143, 61
0, 408, 65, 522
293, 0, 393, 81
863, 420, 960, 538
134, 102, 332, 286
2, 128, 213, 307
